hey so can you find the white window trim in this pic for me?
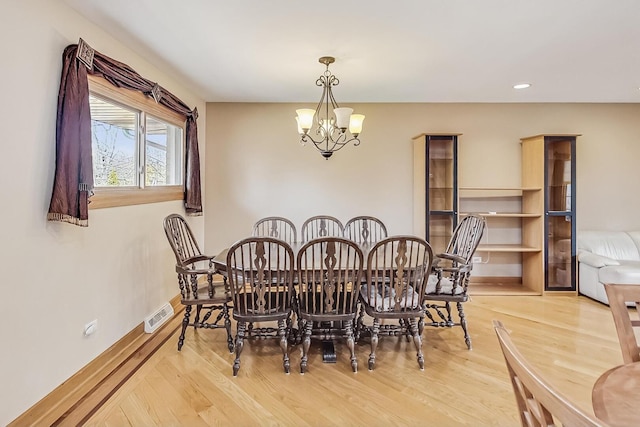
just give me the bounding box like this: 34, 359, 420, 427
87, 74, 185, 209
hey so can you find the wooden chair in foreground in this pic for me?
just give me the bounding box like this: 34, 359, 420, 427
343, 215, 388, 245
424, 214, 486, 349
163, 214, 233, 353
603, 283, 640, 364
493, 320, 608, 427
252, 216, 297, 244
226, 237, 295, 376
297, 237, 364, 373
358, 236, 433, 370
300, 215, 344, 242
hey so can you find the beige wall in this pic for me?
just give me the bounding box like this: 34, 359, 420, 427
205, 102, 640, 252
0, 2, 206, 424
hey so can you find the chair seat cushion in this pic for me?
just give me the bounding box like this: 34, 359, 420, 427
599, 261, 640, 284
361, 283, 421, 312
424, 274, 464, 295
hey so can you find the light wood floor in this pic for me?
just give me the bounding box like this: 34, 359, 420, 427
84, 295, 622, 426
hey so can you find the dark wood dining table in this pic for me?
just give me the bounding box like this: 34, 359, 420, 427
592, 361, 640, 426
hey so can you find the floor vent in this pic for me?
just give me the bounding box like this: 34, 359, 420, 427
144, 302, 174, 333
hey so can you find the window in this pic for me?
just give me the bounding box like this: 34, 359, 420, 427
87, 75, 186, 208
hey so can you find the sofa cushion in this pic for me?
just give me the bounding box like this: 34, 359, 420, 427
627, 231, 640, 255
578, 252, 621, 268
577, 231, 640, 261
599, 261, 640, 284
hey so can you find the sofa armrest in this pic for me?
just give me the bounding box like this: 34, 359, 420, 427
578, 251, 621, 268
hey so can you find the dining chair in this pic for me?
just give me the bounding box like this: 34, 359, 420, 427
300, 215, 344, 242
252, 216, 297, 244
603, 283, 640, 364
424, 214, 486, 349
343, 215, 388, 245
163, 214, 234, 353
296, 237, 364, 373
493, 320, 607, 427
358, 236, 433, 370
226, 236, 295, 376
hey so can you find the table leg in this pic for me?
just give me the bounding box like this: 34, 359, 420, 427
322, 340, 337, 363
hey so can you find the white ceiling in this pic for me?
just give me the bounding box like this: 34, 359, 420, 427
63, 0, 640, 103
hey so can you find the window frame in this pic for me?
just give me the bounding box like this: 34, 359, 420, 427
87, 74, 186, 209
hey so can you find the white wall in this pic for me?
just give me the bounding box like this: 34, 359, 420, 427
0, 2, 206, 424
205, 102, 640, 253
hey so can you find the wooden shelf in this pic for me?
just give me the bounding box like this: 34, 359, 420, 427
460, 212, 541, 218
459, 187, 542, 191
476, 244, 541, 253
469, 283, 541, 296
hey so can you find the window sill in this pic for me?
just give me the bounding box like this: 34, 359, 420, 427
89, 186, 183, 209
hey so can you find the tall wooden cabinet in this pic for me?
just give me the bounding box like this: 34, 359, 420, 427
521, 134, 578, 294
412, 133, 459, 254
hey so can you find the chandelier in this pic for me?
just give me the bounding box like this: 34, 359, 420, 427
295, 56, 365, 159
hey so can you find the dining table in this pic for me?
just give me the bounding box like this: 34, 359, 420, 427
592, 361, 640, 426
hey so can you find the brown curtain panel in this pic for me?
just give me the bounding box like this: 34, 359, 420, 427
47, 42, 203, 226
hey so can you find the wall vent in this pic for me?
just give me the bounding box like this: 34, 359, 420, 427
144, 302, 174, 333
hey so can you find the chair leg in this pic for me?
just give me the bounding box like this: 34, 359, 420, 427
345, 321, 357, 373
457, 302, 472, 350
300, 321, 313, 374
368, 318, 380, 371
278, 319, 290, 374
178, 305, 191, 351
445, 301, 456, 325
233, 321, 246, 376
247, 322, 254, 337
355, 304, 365, 342
410, 317, 424, 370
400, 318, 411, 342
194, 304, 202, 327
224, 303, 234, 353
296, 315, 305, 345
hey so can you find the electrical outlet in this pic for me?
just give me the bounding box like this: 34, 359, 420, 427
472, 256, 482, 263
84, 319, 98, 336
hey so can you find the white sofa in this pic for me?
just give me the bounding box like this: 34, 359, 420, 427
577, 231, 640, 304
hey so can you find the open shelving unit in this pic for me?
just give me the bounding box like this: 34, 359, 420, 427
458, 187, 544, 295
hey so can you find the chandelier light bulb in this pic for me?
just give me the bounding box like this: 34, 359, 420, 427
296, 109, 315, 132
349, 114, 365, 136
334, 107, 353, 130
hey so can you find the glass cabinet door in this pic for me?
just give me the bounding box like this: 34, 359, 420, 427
427, 135, 457, 254
545, 137, 576, 291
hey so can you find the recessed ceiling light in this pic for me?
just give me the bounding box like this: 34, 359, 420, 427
513, 83, 531, 89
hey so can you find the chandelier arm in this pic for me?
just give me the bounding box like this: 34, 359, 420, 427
302, 132, 360, 151
314, 75, 328, 123
326, 136, 361, 153
327, 75, 340, 109
300, 133, 326, 147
